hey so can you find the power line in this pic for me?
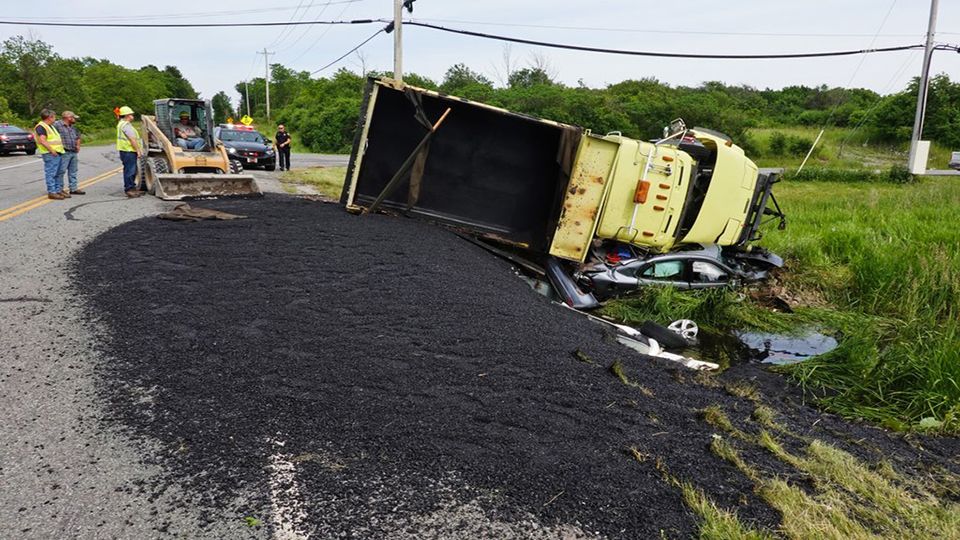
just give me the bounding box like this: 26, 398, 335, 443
286, 0, 357, 64
311, 26, 387, 74
267, 0, 312, 50
404, 21, 929, 60
410, 17, 927, 39
0, 18, 379, 28
0, 2, 368, 22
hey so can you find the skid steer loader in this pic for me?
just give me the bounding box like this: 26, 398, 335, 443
139, 98, 261, 200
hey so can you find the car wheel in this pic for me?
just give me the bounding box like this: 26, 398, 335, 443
640, 320, 689, 350
265, 164, 276, 171
26, 149, 36, 156
229, 159, 243, 175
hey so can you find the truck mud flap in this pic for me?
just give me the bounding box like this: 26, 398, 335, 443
545, 256, 600, 310
154, 174, 261, 201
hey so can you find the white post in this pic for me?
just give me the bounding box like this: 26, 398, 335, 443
908, 0, 939, 172
393, 0, 403, 82
797, 128, 825, 175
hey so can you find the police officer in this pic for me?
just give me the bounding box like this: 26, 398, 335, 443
116, 106, 143, 198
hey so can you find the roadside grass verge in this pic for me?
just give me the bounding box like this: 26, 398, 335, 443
674, 404, 960, 539
279, 166, 347, 199
605, 178, 960, 432
748, 126, 953, 170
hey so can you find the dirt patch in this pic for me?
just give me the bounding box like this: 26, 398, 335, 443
74, 195, 959, 538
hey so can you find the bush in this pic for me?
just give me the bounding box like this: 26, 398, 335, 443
787, 136, 814, 157
768, 131, 787, 155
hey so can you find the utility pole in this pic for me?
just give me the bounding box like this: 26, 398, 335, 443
908, 0, 939, 173
393, 0, 403, 82
244, 80, 251, 117
258, 48, 275, 121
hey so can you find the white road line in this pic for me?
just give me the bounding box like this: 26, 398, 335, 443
0, 159, 40, 172
267, 439, 310, 540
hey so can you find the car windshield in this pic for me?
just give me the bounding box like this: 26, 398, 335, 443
0, 126, 25, 133
220, 130, 264, 143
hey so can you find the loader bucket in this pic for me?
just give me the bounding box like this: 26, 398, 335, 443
153, 174, 261, 200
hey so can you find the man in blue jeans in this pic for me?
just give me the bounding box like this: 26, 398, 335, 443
116, 106, 143, 198
53, 111, 85, 197
35, 109, 65, 200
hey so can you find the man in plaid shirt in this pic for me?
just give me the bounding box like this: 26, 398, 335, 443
53, 111, 85, 196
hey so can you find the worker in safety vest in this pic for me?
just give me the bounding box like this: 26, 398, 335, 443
116, 106, 143, 198
35, 109, 65, 200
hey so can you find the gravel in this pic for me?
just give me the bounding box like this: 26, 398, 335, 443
75, 194, 960, 538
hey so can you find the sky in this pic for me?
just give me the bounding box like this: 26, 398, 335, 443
3, 0, 959, 109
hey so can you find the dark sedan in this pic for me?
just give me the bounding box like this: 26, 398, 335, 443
214, 125, 276, 171
576, 243, 783, 298
0, 124, 37, 155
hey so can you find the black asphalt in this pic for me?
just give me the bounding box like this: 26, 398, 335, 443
75, 195, 960, 538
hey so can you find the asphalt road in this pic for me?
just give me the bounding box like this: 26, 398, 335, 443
0, 146, 346, 539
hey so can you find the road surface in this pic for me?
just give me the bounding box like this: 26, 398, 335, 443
0, 146, 345, 539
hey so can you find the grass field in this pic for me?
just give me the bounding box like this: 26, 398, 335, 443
748, 127, 953, 171
608, 178, 960, 432
279, 166, 347, 199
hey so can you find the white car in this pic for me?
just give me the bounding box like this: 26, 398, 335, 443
950, 151, 960, 170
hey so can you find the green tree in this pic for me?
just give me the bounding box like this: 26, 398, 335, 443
211, 91, 236, 124
0, 36, 60, 116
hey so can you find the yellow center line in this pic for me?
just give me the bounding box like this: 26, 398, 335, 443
0, 167, 122, 222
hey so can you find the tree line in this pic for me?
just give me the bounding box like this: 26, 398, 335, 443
2, 35, 958, 155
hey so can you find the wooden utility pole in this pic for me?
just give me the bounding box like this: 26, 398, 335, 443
393, 0, 403, 82
908, 0, 939, 172
258, 48, 275, 120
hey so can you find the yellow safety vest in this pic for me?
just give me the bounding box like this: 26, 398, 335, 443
116, 120, 141, 152
35, 122, 64, 154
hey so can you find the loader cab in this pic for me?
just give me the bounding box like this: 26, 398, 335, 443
153, 99, 216, 153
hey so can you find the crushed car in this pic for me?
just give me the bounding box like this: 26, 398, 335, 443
577, 242, 783, 299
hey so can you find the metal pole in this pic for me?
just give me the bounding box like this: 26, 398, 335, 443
908, 0, 938, 170
393, 0, 403, 82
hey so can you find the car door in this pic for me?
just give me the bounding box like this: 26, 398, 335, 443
636, 259, 691, 289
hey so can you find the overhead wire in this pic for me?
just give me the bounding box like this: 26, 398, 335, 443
311, 25, 388, 74
408, 17, 927, 39
277, 0, 337, 53
286, 0, 357, 65
265, 0, 310, 50
0, 1, 366, 22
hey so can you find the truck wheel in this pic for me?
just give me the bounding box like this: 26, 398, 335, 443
229, 159, 243, 175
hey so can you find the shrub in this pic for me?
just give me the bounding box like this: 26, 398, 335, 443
768, 132, 787, 156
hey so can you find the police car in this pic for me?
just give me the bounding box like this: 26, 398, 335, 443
0, 123, 37, 155
214, 124, 276, 171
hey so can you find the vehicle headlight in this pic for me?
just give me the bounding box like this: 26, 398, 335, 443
228, 147, 236, 154
265, 148, 274, 155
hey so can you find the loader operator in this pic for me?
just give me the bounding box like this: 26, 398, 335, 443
116, 106, 143, 198
174, 111, 206, 150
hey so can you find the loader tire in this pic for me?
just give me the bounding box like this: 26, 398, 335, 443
229, 159, 243, 175
145, 157, 170, 195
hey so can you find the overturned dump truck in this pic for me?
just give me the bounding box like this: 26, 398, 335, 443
342, 78, 785, 306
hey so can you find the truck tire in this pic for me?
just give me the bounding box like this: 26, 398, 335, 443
229, 159, 243, 175
145, 157, 170, 195
640, 320, 689, 350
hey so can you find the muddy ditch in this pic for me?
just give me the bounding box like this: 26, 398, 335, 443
74, 195, 959, 538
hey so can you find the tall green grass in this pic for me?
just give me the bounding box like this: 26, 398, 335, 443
606, 179, 960, 432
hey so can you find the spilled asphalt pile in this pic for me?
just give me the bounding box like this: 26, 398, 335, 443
75, 195, 960, 538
